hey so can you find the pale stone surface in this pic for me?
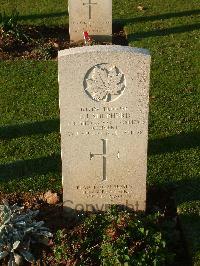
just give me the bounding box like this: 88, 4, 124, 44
68, 0, 112, 42
58, 45, 151, 214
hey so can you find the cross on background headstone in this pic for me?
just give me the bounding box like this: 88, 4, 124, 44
83, 0, 97, 19
68, 0, 112, 42
90, 139, 120, 181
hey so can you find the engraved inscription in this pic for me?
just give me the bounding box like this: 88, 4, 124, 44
75, 184, 135, 200
66, 106, 145, 137
90, 139, 120, 181
84, 64, 126, 102
72, 21, 112, 34
83, 0, 97, 20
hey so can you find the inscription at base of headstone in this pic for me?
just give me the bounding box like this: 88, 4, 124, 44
68, 0, 112, 42
58, 45, 151, 214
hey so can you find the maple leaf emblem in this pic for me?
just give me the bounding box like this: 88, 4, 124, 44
84, 64, 126, 102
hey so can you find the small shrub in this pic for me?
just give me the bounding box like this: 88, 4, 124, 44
52, 206, 175, 265
0, 10, 29, 46
0, 200, 52, 265
0, 10, 19, 34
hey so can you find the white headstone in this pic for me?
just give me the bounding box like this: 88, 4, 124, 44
58, 45, 151, 214
68, 0, 112, 42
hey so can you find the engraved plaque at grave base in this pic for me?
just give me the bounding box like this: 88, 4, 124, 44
58, 46, 151, 214
68, 0, 112, 42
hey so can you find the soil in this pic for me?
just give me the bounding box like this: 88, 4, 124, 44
0, 24, 128, 60
0, 187, 191, 266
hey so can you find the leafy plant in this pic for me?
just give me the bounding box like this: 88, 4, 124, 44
53, 230, 69, 262
0, 10, 19, 33
0, 10, 29, 44
52, 206, 175, 265
0, 200, 52, 265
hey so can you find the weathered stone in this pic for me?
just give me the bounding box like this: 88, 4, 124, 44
58, 45, 151, 214
68, 0, 112, 42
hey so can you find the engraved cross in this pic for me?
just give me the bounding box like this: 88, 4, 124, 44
90, 139, 120, 181
83, 0, 97, 19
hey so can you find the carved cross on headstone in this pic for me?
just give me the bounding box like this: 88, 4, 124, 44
90, 139, 120, 181
83, 0, 97, 19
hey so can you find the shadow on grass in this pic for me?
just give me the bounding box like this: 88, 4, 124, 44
0, 118, 199, 180
114, 9, 200, 25
175, 176, 200, 264
17, 9, 200, 23
1, 121, 199, 154
18, 11, 68, 22
127, 23, 200, 42
175, 176, 200, 204
128, 23, 200, 41
0, 119, 59, 140
178, 210, 200, 261
147, 176, 200, 266
0, 154, 61, 180
148, 131, 200, 155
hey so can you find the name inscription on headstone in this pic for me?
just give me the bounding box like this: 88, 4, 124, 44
65, 106, 144, 137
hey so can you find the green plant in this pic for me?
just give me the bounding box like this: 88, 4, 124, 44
100, 208, 174, 266
0, 200, 52, 265
0, 10, 19, 33
53, 207, 175, 265
53, 230, 69, 262
0, 10, 29, 44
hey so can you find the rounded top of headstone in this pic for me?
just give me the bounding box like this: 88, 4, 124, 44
58, 45, 150, 58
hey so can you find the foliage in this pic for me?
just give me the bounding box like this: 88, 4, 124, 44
52, 207, 175, 265
0, 200, 52, 265
0, 10, 29, 45
0, 10, 19, 32
53, 230, 69, 262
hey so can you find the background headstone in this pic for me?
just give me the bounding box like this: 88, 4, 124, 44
58, 45, 151, 214
68, 0, 112, 42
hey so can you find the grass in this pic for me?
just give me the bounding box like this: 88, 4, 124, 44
0, 61, 61, 192
0, 0, 200, 264
1, 0, 68, 26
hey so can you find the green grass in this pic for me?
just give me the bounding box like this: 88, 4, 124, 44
1, 0, 68, 26
0, 61, 61, 192
0, 0, 200, 263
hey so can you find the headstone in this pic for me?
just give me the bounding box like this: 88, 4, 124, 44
58, 45, 151, 214
68, 0, 112, 42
